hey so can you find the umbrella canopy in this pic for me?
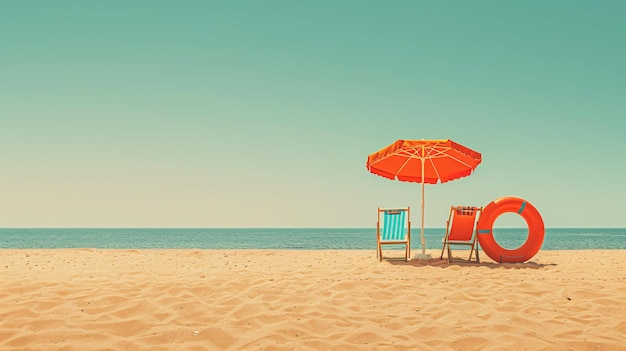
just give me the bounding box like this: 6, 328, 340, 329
366, 139, 482, 257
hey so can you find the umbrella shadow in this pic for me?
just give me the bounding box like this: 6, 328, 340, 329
385, 257, 556, 269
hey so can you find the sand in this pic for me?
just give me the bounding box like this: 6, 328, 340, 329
1, 248, 624, 350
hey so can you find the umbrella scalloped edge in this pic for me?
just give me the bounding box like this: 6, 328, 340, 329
367, 166, 478, 184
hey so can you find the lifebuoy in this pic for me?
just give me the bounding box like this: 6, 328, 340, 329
476, 197, 545, 263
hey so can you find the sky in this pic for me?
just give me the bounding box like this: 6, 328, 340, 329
1, 1, 624, 228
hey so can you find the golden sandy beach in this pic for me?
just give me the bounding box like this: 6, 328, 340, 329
1, 249, 625, 350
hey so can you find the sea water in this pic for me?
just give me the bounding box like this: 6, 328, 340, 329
0, 228, 624, 250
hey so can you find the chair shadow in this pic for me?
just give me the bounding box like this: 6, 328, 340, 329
384, 256, 557, 269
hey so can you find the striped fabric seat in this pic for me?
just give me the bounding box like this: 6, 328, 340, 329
377, 207, 411, 261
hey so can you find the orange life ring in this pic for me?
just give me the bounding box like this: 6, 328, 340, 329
476, 197, 545, 263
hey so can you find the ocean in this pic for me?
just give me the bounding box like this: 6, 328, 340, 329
0, 228, 624, 250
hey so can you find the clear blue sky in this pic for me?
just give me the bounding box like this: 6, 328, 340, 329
1, 1, 624, 228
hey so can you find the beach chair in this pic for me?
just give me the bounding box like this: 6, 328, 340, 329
376, 207, 411, 262
440, 206, 482, 263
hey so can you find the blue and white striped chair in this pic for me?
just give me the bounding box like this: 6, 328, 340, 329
377, 207, 411, 261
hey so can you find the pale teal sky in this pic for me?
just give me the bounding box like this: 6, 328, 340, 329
1, 1, 624, 228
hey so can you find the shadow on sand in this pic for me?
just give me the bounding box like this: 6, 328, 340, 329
384, 256, 556, 269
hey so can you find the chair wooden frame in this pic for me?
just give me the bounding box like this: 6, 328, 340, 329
440, 206, 482, 263
376, 207, 411, 262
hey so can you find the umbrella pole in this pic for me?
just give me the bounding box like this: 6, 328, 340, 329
415, 148, 432, 260
421, 178, 425, 255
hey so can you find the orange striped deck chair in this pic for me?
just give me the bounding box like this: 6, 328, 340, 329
376, 207, 411, 262
440, 206, 482, 263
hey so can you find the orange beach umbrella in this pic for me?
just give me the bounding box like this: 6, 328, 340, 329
366, 139, 482, 258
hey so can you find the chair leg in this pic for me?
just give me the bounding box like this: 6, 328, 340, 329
408, 242, 411, 261
475, 244, 480, 263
